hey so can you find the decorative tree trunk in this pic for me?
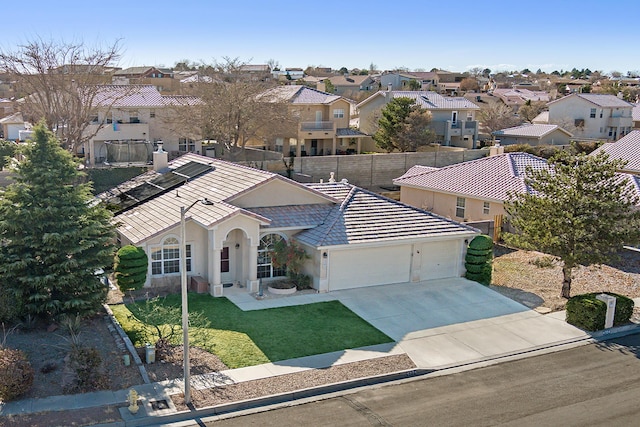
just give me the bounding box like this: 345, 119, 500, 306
561, 265, 573, 299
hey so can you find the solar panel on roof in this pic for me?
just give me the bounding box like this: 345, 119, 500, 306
172, 162, 212, 179
112, 161, 214, 213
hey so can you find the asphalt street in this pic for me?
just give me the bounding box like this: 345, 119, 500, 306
193, 333, 640, 426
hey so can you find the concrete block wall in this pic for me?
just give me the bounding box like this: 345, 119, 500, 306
243, 149, 487, 189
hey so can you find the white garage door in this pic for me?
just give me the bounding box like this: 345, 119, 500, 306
418, 240, 460, 280
329, 245, 411, 291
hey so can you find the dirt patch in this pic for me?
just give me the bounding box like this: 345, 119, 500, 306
492, 246, 640, 312
3, 314, 143, 399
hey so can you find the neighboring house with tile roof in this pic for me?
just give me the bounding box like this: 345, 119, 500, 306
547, 93, 634, 141
317, 74, 377, 97
257, 86, 371, 156
107, 152, 478, 294
491, 88, 550, 110
358, 91, 481, 149
492, 124, 573, 146
82, 85, 203, 166
591, 130, 640, 175
112, 66, 179, 93
393, 152, 549, 223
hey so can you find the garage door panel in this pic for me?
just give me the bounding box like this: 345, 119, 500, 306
329, 246, 411, 291
419, 240, 460, 280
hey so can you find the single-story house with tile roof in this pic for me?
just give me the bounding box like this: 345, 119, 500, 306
394, 151, 640, 227
105, 151, 479, 296
492, 124, 573, 146
591, 130, 640, 175
393, 152, 549, 223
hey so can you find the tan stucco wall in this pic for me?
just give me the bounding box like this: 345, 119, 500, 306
400, 186, 505, 222
231, 178, 332, 208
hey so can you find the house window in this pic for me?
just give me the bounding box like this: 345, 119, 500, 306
452, 111, 458, 123
151, 237, 192, 275
333, 108, 345, 119
150, 111, 156, 118
275, 137, 284, 153
257, 234, 287, 279
467, 112, 473, 121
590, 108, 596, 118
90, 115, 99, 124
129, 111, 140, 123
221, 246, 229, 273
178, 138, 196, 152
456, 197, 465, 218
600, 110, 603, 118
483, 201, 490, 215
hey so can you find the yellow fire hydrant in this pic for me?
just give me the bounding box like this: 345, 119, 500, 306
128, 389, 139, 414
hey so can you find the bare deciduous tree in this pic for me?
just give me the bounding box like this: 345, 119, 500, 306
0, 37, 124, 153
518, 100, 547, 123
478, 102, 522, 140
176, 57, 295, 159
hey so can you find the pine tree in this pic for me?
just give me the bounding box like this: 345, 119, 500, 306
504, 151, 640, 298
0, 122, 115, 320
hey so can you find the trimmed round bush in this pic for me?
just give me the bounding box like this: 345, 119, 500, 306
114, 245, 149, 292
0, 347, 34, 401
468, 234, 493, 251
566, 292, 635, 331
465, 247, 493, 258
465, 235, 493, 286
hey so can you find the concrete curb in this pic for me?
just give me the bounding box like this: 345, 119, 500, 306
129, 322, 640, 427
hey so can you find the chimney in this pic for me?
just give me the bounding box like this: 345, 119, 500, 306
153, 141, 168, 171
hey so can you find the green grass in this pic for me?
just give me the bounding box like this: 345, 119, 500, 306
110, 293, 392, 369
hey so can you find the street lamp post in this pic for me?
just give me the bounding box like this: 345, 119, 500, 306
180, 197, 213, 405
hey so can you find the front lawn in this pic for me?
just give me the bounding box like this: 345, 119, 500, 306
110, 294, 392, 369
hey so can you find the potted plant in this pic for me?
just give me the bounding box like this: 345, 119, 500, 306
268, 239, 311, 291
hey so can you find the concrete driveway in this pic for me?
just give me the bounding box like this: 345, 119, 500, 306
331, 278, 587, 369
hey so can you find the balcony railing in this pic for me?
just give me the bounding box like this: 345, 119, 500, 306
300, 121, 335, 131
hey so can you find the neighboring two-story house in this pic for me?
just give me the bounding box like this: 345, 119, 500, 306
259, 86, 370, 156
547, 93, 634, 141
357, 91, 480, 148
379, 71, 439, 91
83, 85, 201, 166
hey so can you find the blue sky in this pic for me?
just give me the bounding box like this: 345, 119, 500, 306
4, 1, 637, 75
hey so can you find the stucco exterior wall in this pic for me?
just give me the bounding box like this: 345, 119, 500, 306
400, 186, 505, 222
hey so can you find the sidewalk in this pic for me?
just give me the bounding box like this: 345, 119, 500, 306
2, 293, 639, 426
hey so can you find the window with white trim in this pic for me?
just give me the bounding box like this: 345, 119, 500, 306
333, 108, 345, 119
151, 237, 191, 275
456, 197, 466, 218
257, 234, 286, 279
590, 108, 596, 118
483, 201, 490, 215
